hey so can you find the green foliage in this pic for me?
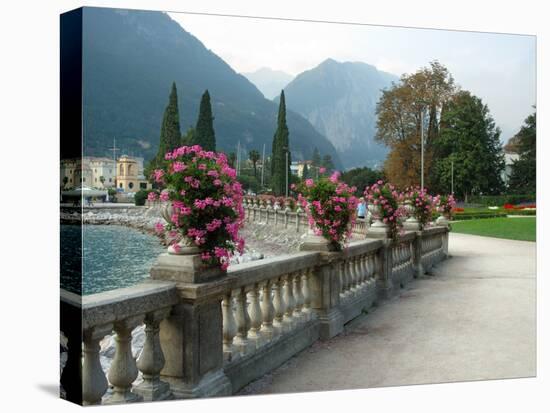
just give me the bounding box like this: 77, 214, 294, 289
434, 91, 504, 200
237, 174, 261, 194
321, 154, 334, 172
302, 163, 309, 180
134, 189, 154, 206
271, 91, 291, 196
508, 109, 536, 194
147, 82, 182, 177
227, 152, 236, 168
193, 90, 216, 151
181, 127, 195, 146
469, 194, 535, 207
248, 149, 260, 177
311, 147, 321, 167
340, 167, 385, 195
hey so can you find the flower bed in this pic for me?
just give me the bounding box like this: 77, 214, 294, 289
148, 145, 245, 270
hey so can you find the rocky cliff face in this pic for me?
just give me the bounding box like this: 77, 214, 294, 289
281, 59, 398, 169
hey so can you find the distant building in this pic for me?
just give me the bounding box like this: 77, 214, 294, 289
60, 157, 116, 189
291, 160, 313, 178
502, 150, 519, 185
116, 155, 151, 193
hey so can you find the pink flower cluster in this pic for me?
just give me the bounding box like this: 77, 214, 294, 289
297, 172, 358, 248
403, 186, 434, 229
364, 180, 406, 239
152, 145, 245, 271
435, 194, 456, 217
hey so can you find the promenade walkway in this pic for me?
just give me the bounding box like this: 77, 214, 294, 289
239, 233, 536, 394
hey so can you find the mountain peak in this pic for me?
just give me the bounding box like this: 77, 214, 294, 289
282, 60, 399, 169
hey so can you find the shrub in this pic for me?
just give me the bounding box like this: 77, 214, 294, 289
297, 172, 358, 250
150, 145, 245, 270
364, 180, 405, 241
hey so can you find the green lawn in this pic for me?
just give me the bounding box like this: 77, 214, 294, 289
451, 217, 536, 242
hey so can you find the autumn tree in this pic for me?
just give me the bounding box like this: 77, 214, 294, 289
375, 61, 455, 189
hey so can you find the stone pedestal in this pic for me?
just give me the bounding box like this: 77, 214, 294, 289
151, 252, 232, 399
299, 228, 339, 252
404, 217, 421, 231
300, 232, 344, 340
150, 253, 225, 283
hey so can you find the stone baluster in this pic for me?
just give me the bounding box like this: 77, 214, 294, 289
233, 287, 250, 355
82, 325, 112, 405
348, 258, 357, 295
260, 280, 276, 341
355, 255, 363, 292
358, 254, 367, 291
221, 292, 237, 360
342, 259, 351, 298
293, 272, 304, 323
301, 268, 313, 321
135, 309, 172, 401
107, 316, 144, 403
272, 277, 285, 336
338, 260, 346, 298
248, 283, 263, 348
282, 275, 295, 331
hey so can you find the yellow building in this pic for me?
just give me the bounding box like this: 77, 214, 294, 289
116, 155, 151, 193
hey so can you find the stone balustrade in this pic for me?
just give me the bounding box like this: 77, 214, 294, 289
242, 198, 369, 236
60, 223, 449, 405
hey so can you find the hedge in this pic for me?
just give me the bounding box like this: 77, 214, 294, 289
469, 194, 535, 207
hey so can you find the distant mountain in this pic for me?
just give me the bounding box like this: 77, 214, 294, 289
242, 68, 294, 100
280, 58, 398, 169
81, 8, 341, 168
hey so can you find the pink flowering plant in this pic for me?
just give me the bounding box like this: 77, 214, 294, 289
364, 180, 405, 241
148, 145, 245, 271
403, 187, 434, 229
297, 171, 358, 250
436, 194, 456, 218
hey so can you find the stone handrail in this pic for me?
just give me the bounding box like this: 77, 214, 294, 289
60, 224, 450, 405
61, 281, 180, 405
242, 198, 369, 236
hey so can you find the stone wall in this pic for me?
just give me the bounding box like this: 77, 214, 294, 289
60, 225, 449, 405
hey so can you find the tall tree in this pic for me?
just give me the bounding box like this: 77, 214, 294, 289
146, 82, 182, 179
433, 91, 504, 201
508, 108, 536, 195
321, 154, 334, 172
194, 90, 216, 151
228, 152, 237, 168
181, 126, 195, 146
271, 90, 291, 195
248, 149, 260, 177
376, 61, 455, 188
302, 163, 309, 180
311, 147, 321, 167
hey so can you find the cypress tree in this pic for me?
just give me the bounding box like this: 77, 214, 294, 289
147, 82, 181, 178
271, 90, 291, 196
194, 90, 216, 151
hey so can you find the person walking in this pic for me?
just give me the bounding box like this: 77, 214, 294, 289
357, 197, 366, 219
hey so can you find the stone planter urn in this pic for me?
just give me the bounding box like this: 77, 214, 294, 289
300, 227, 340, 252
273, 201, 281, 210
368, 204, 390, 237
403, 203, 421, 231
161, 203, 200, 255
436, 213, 451, 228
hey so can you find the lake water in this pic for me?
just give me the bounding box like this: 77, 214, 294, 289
61, 225, 164, 295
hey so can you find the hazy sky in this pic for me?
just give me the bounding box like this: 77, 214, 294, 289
168, 12, 536, 142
